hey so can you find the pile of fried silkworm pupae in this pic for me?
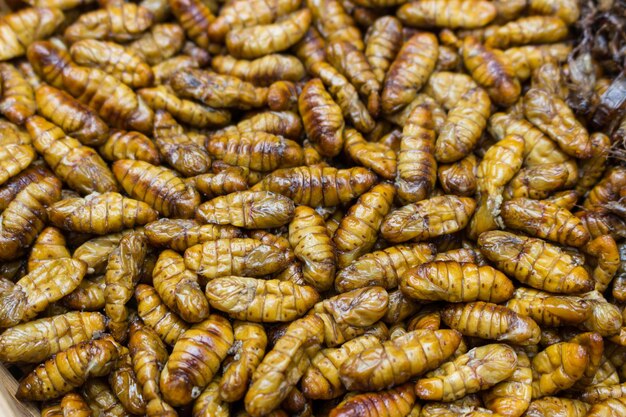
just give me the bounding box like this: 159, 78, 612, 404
2, 0, 626, 416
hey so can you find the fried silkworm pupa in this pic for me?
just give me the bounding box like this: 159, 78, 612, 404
333, 183, 394, 268
153, 250, 209, 323
531, 342, 589, 398
438, 154, 478, 197
69, 39, 153, 89
220, 321, 267, 402
98, 130, 160, 165
105, 231, 147, 343
16, 335, 120, 401
145, 218, 242, 252
184, 238, 290, 280
35, 84, 109, 146
252, 165, 377, 207
191, 377, 228, 417
585, 235, 620, 293
0, 311, 105, 364
381, 32, 438, 114
0, 63, 36, 125
0, 139, 35, 188
308, 0, 363, 50
524, 397, 590, 417
523, 88, 591, 159
25, 116, 118, 195
343, 128, 396, 179
339, 329, 462, 391
226, 9, 311, 59
170, 69, 268, 110
0, 7, 64, 61
208, 0, 302, 43
478, 231, 593, 294
27, 227, 70, 272
415, 344, 518, 402
289, 205, 336, 292
127, 23, 185, 66
584, 167, 626, 209
62, 275, 105, 311
398, 0, 495, 29
56, 392, 91, 417
193, 171, 247, 200
212, 54, 305, 87
27, 42, 154, 134
64, 3, 153, 43
326, 40, 381, 117
462, 36, 521, 107
160, 315, 233, 406
484, 16, 568, 49
0, 163, 53, 210
113, 159, 200, 218
576, 132, 610, 196
0, 175, 61, 261
72, 232, 126, 275
435, 88, 491, 164
501, 198, 589, 247
329, 383, 415, 417
581, 291, 623, 337
396, 104, 437, 203
505, 288, 591, 327
245, 315, 324, 417
581, 383, 626, 404
135, 284, 189, 347
503, 163, 568, 200
196, 190, 295, 229
299, 78, 344, 157
401, 261, 514, 303
169, 0, 214, 49
364, 16, 402, 84
140, 85, 231, 129
48, 192, 158, 235
313, 287, 389, 329
442, 302, 541, 345
206, 277, 319, 322
207, 127, 303, 172
335, 243, 435, 292
81, 379, 129, 417
108, 347, 146, 415
482, 350, 532, 417
152, 110, 211, 177
504, 44, 572, 81
381, 195, 476, 243
528, 0, 580, 24
302, 335, 381, 400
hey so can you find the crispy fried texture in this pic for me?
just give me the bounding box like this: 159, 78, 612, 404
27, 227, 70, 272
299, 78, 344, 157
503, 163, 568, 200
401, 261, 514, 303
192, 377, 228, 417
0, 165, 54, 211
212, 54, 305, 87
220, 321, 267, 402
64, 4, 153, 43
585, 235, 620, 293
0, 63, 36, 125
206, 277, 319, 322
506, 288, 590, 327
253, 165, 377, 207
99, 130, 160, 164
127, 23, 185, 65
381, 195, 476, 243
501, 198, 589, 247
462, 37, 521, 107
333, 183, 394, 267
62, 275, 105, 311
184, 238, 290, 280
109, 347, 146, 415
160, 315, 233, 406
105, 231, 147, 342
81, 379, 129, 417
236, 110, 302, 139
329, 383, 416, 417
438, 154, 478, 197
145, 218, 241, 252
524, 397, 590, 417
0, 7, 64, 61
531, 342, 589, 398
289, 205, 336, 291
169, 0, 214, 48
0, 143, 36, 189
435, 87, 491, 163
425, 72, 478, 110
340, 329, 462, 391
113, 159, 200, 218
343, 128, 396, 179
482, 350, 532, 417
48, 192, 158, 234
382, 33, 438, 114
0, 176, 61, 261
16, 335, 120, 401
415, 344, 518, 402
35, 84, 109, 146
398, 0, 496, 29
314, 287, 388, 329
136, 285, 190, 347
442, 302, 541, 345
364, 16, 402, 84
396, 104, 437, 203
245, 315, 324, 417
308, 0, 363, 50
485, 16, 568, 49
194, 171, 248, 199
153, 249, 209, 323
505, 44, 571, 81
478, 231, 593, 294
26, 116, 118, 195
